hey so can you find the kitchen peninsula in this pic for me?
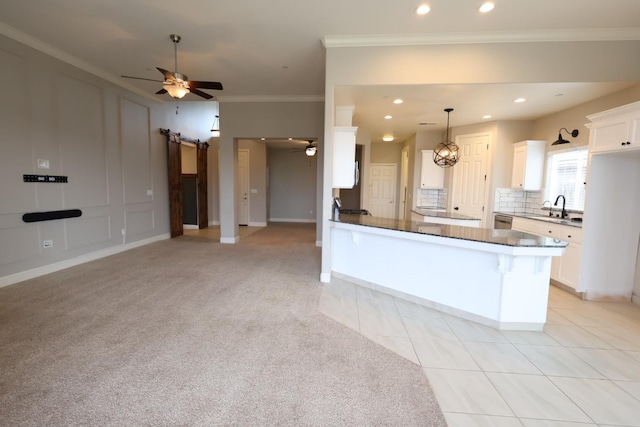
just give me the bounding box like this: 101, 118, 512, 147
411, 207, 481, 227
331, 215, 567, 330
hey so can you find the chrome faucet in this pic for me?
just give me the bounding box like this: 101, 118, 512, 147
554, 195, 568, 218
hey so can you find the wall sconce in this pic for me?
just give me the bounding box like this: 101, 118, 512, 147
433, 108, 460, 167
552, 128, 579, 145
210, 115, 220, 137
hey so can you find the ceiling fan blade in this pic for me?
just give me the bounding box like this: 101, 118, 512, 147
157, 67, 176, 81
121, 75, 164, 83
189, 80, 224, 90
156, 89, 168, 95
189, 88, 214, 100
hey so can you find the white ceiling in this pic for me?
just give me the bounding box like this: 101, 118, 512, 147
1, 0, 639, 142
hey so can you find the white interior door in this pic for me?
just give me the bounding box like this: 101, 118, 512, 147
450, 133, 490, 226
400, 147, 409, 220
369, 163, 397, 218
237, 149, 250, 225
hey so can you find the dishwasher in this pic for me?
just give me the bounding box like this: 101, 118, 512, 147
494, 214, 513, 229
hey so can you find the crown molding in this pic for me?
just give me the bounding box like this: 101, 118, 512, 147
217, 95, 324, 103
0, 22, 161, 103
322, 28, 640, 48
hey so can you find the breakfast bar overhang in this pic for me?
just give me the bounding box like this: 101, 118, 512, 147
330, 216, 567, 331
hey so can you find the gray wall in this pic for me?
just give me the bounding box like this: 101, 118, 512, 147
0, 34, 168, 285
268, 148, 318, 222
218, 101, 324, 241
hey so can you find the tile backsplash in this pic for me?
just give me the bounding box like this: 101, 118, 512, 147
494, 188, 549, 216
416, 188, 447, 209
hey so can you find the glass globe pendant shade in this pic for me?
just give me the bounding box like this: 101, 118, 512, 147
164, 83, 189, 99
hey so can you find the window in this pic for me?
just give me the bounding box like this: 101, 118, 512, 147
544, 148, 588, 211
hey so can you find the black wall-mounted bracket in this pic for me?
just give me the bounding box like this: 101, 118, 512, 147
23, 174, 68, 183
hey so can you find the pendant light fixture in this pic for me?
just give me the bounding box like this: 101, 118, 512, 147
433, 108, 460, 167
552, 127, 579, 145
210, 115, 220, 137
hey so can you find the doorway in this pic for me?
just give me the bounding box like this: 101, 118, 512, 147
238, 149, 250, 226
163, 129, 209, 237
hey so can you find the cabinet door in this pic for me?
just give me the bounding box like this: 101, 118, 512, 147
511, 146, 527, 189
589, 117, 630, 153
556, 242, 582, 290
420, 150, 444, 189
333, 126, 358, 188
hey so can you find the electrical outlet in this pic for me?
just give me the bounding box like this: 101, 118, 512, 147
43, 240, 53, 248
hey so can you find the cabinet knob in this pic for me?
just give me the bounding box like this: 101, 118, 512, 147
568, 235, 572, 238
454, 207, 459, 210
622, 142, 626, 146
549, 230, 552, 233
627, 141, 632, 145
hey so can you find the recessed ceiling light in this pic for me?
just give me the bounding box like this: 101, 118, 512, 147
383, 136, 394, 142
260, 138, 266, 140
393, 98, 403, 104
482, 115, 492, 119
416, 4, 431, 15
288, 137, 293, 140
514, 98, 526, 103
479, 2, 495, 13
384, 115, 392, 120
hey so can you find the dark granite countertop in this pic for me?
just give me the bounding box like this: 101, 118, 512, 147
333, 214, 568, 248
495, 212, 583, 228
412, 208, 480, 221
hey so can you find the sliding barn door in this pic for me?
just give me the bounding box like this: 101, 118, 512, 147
167, 135, 183, 238
197, 143, 208, 229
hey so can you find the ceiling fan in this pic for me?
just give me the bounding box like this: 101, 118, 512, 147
121, 34, 223, 100
293, 140, 317, 157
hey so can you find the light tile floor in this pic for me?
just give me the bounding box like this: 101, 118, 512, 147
319, 278, 640, 426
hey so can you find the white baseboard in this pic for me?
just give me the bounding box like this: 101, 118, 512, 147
183, 224, 199, 229
248, 222, 267, 227
208, 220, 221, 226
269, 218, 316, 223
220, 236, 239, 244
320, 272, 331, 283
0, 233, 171, 289
632, 294, 640, 305
316, 240, 322, 247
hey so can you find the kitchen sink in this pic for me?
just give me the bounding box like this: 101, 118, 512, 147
522, 215, 578, 226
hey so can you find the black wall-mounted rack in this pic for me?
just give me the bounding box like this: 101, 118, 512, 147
23, 174, 68, 183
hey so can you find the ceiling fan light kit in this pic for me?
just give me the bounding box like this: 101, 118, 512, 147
433, 108, 461, 167
121, 34, 223, 100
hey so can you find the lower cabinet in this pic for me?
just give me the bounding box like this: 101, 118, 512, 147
512, 216, 583, 291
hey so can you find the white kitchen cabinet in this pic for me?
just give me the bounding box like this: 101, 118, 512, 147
332, 126, 358, 188
511, 216, 582, 290
420, 150, 444, 189
510, 140, 547, 191
586, 101, 640, 154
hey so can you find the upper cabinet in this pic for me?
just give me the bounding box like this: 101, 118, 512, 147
510, 140, 546, 191
586, 101, 640, 154
420, 150, 444, 189
332, 126, 358, 188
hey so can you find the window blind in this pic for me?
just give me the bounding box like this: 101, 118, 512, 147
545, 148, 588, 210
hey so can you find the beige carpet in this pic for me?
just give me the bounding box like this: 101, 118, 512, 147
0, 223, 446, 426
